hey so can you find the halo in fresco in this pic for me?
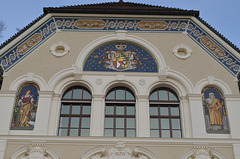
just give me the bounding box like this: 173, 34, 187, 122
11, 83, 39, 130
83, 42, 158, 72
202, 87, 229, 134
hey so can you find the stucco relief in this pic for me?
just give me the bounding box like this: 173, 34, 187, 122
89, 141, 149, 159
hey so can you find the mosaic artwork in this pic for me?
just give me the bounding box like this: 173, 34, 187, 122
83, 42, 158, 72
202, 87, 229, 133
0, 17, 239, 76
11, 83, 39, 130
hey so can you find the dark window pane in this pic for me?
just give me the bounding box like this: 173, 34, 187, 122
150, 91, 158, 100
150, 118, 159, 129
127, 106, 135, 115
171, 107, 179, 116
81, 117, 90, 128
69, 129, 79, 136
116, 106, 124, 115
116, 118, 124, 128
116, 89, 125, 100
127, 118, 135, 128
150, 106, 158, 116
61, 105, 70, 114
161, 119, 170, 129
126, 91, 134, 100
82, 105, 91, 115
127, 130, 135, 137
71, 105, 81, 114
105, 106, 114, 115
70, 117, 80, 128
106, 91, 114, 100
150, 130, 159, 137
60, 117, 69, 127
81, 129, 90, 136
105, 118, 114, 128
159, 90, 168, 100
83, 89, 91, 99
73, 88, 82, 99
160, 107, 169, 116
116, 129, 124, 137
63, 90, 72, 99
59, 129, 68, 136
169, 91, 178, 101
105, 129, 113, 136
172, 130, 181, 138
171, 119, 181, 129
161, 130, 170, 138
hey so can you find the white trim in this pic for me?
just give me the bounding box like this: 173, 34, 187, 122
134, 147, 158, 159
195, 77, 232, 94
50, 41, 70, 57
81, 147, 106, 159
173, 43, 192, 59
9, 74, 47, 91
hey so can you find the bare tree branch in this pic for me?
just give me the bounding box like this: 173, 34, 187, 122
0, 21, 7, 38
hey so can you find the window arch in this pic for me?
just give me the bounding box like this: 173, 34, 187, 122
149, 87, 181, 138
104, 87, 136, 137
58, 86, 92, 136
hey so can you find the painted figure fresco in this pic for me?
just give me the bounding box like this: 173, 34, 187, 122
202, 87, 229, 133
11, 83, 39, 130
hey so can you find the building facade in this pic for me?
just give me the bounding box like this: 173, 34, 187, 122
0, 1, 240, 159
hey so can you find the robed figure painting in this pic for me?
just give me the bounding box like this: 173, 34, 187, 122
202, 87, 229, 133
11, 83, 39, 130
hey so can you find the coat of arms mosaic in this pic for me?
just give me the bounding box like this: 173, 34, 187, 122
83, 42, 158, 72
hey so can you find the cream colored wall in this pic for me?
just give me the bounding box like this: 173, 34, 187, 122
2, 31, 238, 94
4, 139, 235, 159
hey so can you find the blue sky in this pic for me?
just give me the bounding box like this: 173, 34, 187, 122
0, 0, 239, 49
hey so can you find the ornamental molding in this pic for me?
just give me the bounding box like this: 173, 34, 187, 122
10, 144, 59, 159
83, 140, 157, 159
173, 44, 192, 59
0, 17, 239, 77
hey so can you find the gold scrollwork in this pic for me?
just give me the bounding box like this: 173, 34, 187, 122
17, 33, 42, 55
74, 20, 105, 29
201, 36, 225, 58
138, 21, 168, 30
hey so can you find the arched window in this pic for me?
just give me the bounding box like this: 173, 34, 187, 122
105, 87, 136, 137
149, 88, 181, 138
0, 66, 3, 90
58, 86, 92, 136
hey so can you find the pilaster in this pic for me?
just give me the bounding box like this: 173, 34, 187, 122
33, 91, 53, 135
0, 90, 17, 135
136, 95, 150, 137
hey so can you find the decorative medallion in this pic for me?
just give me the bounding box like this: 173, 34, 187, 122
90, 141, 149, 159
138, 79, 146, 86
202, 87, 229, 133
11, 83, 39, 130
96, 78, 103, 85
84, 42, 158, 72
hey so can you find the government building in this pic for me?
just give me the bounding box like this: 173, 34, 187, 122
0, 1, 240, 159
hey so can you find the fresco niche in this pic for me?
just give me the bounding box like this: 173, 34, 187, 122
83, 42, 158, 72
202, 86, 229, 134
11, 83, 39, 130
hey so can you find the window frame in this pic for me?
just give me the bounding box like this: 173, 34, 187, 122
58, 86, 92, 136
104, 87, 136, 137
149, 87, 182, 138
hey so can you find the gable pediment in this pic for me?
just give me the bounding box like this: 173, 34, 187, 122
0, 15, 239, 77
